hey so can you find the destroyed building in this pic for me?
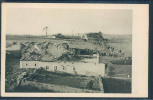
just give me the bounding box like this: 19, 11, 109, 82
20, 42, 106, 76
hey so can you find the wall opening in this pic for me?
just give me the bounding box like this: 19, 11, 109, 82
105, 64, 108, 70
63, 66, 66, 70
46, 66, 49, 69
73, 66, 76, 71
54, 66, 57, 70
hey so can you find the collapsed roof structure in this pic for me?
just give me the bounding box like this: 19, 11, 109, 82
20, 42, 69, 61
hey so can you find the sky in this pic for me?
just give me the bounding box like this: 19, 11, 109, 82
6, 8, 132, 35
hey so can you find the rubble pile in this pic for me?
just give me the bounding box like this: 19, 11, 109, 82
21, 42, 69, 61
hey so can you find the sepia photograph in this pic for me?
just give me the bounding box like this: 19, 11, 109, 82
1, 3, 148, 97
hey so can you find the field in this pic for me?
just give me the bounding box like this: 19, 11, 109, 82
103, 34, 132, 57
24, 68, 101, 92
107, 42, 132, 57
102, 77, 131, 93
14, 84, 54, 92
109, 65, 132, 78
102, 34, 132, 78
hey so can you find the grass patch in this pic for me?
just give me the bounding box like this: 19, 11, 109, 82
13, 85, 55, 92
106, 64, 132, 78
102, 77, 131, 93
27, 69, 99, 90
6, 50, 21, 59
5, 57, 36, 92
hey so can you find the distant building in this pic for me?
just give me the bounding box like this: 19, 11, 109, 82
81, 34, 88, 41
46, 35, 56, 38
80, 32, 104, 42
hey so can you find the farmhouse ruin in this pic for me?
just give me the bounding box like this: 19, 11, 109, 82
19, 32, 126, 76
20, 42, 106, 76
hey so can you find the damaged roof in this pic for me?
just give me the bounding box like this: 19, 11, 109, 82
20, 42, 69, 61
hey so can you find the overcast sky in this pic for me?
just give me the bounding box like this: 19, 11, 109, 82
6, 8, 132, 35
